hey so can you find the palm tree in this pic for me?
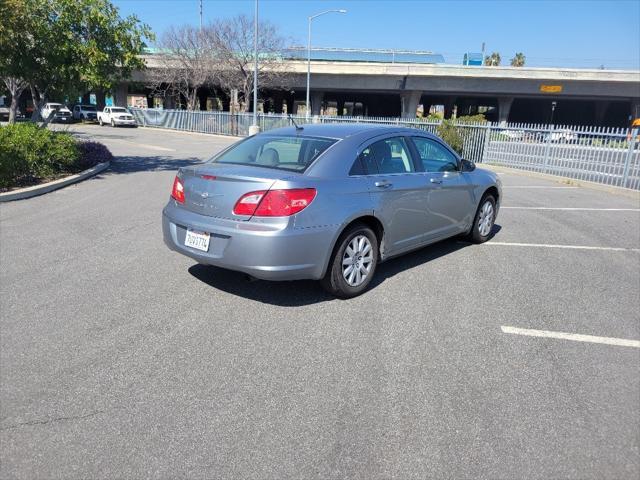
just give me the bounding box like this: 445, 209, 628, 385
510, 52, 526, 67
484, 52, 501, 66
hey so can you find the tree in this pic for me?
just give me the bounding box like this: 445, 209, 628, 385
148, 25, 217, 110
0, 0, 153, 123
510, 52, 526, 67
0, 0, 36, 123
484, 52, 501, 66
206, 15, 287, 112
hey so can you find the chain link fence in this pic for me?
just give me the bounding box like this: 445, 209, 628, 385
130, 108, 640, 190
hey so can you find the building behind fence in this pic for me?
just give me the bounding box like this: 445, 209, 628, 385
130, 108, 640, 190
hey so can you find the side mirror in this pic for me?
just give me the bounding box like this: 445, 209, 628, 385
460, 159, 476, 172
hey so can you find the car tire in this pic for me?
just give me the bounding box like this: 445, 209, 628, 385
468, 194, 496, 243
111, 119, 116, 127
99, 118, 103, 126
321, 223, 378, 298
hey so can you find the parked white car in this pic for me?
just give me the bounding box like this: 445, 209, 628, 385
73, 104, 98, 121
97, 106, 136, 127
41, 103, 73, 123
545, 129, 579, 143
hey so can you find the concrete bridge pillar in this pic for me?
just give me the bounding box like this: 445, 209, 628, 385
444, 97, 457, 119
311, 91, 324, 116
498, 96, 514, 124
400, 90, 422, 118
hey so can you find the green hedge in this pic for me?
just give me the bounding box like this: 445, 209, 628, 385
0, 123, 111, 189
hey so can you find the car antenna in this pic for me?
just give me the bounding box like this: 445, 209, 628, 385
288, 114, 303, 131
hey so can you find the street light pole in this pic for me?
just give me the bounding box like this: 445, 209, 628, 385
250, 0, 260, 134
306, 9, 346, 119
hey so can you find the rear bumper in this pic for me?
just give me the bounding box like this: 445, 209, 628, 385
162, 202, 336, 281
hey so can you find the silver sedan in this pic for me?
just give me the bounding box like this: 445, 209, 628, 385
163, 124, 501, 297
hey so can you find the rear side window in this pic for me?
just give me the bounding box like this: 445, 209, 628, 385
353, 137, 415, 175
212, 135, 336, 172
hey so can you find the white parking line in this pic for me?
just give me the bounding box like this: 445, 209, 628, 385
108, 138, 176, 152
502, 186, 579, 189
501, 207, 640, 212
128, 142, 175, 152
479, 241, 640, 252
501, 326, 640, 348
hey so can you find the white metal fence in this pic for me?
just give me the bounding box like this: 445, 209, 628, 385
130, 108, 640, 190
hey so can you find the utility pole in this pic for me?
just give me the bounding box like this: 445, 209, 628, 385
249, 0, 260, 135
199, 0, 203, 31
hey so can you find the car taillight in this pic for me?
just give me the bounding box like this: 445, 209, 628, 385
233, 188, 316, 217
171, 176, 185, 203
233, 190, 266, 215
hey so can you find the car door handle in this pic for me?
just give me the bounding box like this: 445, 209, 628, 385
375, 181, 392, 189
430, 178, 443, 184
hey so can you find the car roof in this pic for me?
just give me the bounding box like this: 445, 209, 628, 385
263, 122, 435, 140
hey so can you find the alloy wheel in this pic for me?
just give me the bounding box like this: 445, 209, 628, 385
342, 235, 374, 287
478, 200, 494, 237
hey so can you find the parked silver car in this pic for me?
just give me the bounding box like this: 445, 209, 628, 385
163, 124, 501, 297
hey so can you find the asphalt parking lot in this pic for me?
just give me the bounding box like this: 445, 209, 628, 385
1, 123, 639, 479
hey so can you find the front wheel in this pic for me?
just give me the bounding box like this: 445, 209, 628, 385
321, 223, 378, 298
111, 119, 116, 127
469, 195, 496, 243
99, 118, 103, 126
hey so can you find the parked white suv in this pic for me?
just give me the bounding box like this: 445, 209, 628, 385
97, 106, 136, 127
41, 103, 73, 123
73, 104, 98, 121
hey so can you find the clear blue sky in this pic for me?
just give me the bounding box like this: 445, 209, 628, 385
112, 0, 640, 69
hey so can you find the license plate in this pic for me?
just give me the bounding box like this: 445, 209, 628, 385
185, 229, 210, 252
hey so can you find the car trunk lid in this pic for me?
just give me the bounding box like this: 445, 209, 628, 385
179, 164, 292, 220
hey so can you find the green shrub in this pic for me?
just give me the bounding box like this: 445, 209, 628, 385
76, 141, 114, 169
456, 113, 487, 124
435, 114, 487, 155
0, 123, 80, 189
436, 119, 464, 154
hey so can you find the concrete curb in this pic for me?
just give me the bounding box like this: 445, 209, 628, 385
0, 162, 110, 202
481, 163, 640, 200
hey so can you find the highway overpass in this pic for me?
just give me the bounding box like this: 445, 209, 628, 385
116, 52, 640, 126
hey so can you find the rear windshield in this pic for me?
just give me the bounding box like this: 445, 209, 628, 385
211, 135, 336, 172
82, 105, 97, 111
